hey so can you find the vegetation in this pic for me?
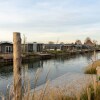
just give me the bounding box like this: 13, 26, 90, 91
0, 67, 100, 100
48, 41, 54, 44
1, 80, 100, 100
85, 60, 100, 74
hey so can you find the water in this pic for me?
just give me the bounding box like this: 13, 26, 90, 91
0, 52, 100, 95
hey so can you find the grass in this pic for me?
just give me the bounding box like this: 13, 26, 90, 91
0, 81, 100, 100
1, 68, 100, 100
23, 81, 100, 100
85, 60, 100, 74
1, 85, 99, 100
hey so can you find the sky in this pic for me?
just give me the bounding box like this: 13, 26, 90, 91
0, 0, 100, 43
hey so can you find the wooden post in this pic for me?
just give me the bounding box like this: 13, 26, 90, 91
13, 32, 22, 100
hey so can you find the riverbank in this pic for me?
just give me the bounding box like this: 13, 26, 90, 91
0, 53, 52, 66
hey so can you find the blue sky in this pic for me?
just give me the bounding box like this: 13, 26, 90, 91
0, 0, 100, 43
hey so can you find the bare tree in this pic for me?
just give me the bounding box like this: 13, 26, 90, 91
22, 34, 27, 53
75, 40, 82, 45
93, 40, 97, 47
60, 42, 64, 44
84, 37, 92, 43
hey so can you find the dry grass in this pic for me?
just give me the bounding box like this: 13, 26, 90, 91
85, 60, 100, 74
23, 81, 100, 100
1, 81, 100, 100
1, 68, 100, 100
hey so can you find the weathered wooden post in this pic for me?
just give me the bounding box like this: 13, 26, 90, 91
13, 32, 22, 100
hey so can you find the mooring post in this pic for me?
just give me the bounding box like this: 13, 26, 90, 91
13, 32, 22, 100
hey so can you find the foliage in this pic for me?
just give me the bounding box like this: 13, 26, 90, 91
48, 41, 54, 44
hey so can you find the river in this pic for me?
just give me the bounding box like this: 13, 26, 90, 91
0, 52, 100, 95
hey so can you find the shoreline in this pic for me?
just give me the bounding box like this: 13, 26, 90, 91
0, 50, 100, 66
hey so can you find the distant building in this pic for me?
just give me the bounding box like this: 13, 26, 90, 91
45, 44, 63, 51
0, 42, 13, 53
61, 44, 84, 51
22, 42, 43, 53
61, 44, 76, 51
33, 42, 43, 52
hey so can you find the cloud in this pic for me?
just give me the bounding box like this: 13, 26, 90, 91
0, 0, 100, 43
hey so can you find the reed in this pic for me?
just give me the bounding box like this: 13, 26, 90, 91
85, 60, 100, 74
1, 69, 100, 100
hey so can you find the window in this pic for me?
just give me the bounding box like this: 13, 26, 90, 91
5, 46, 12, 53
0, 46, 1, 52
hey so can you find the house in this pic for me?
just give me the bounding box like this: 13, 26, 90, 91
22, 42, 43, 53
75, 44, 83, 50
61, 43, 84, 51
61, 44, 76, 51
0, 42, 13, 54
34, 42, 43, 52
45, 44, 63, 51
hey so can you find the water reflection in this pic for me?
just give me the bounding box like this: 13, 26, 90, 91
0, 66, 13, 78
0, 52, 94, 80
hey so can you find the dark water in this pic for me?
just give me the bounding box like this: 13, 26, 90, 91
0, 52, 100, 95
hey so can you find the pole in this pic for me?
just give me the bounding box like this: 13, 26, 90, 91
13, 32, 22, 100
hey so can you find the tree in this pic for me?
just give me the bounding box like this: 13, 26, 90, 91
75, 40, 82, 45
93, 40, 97, 47
60, 42, 64, 44
85, 37, 92, 43
48, 41, 54, 44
